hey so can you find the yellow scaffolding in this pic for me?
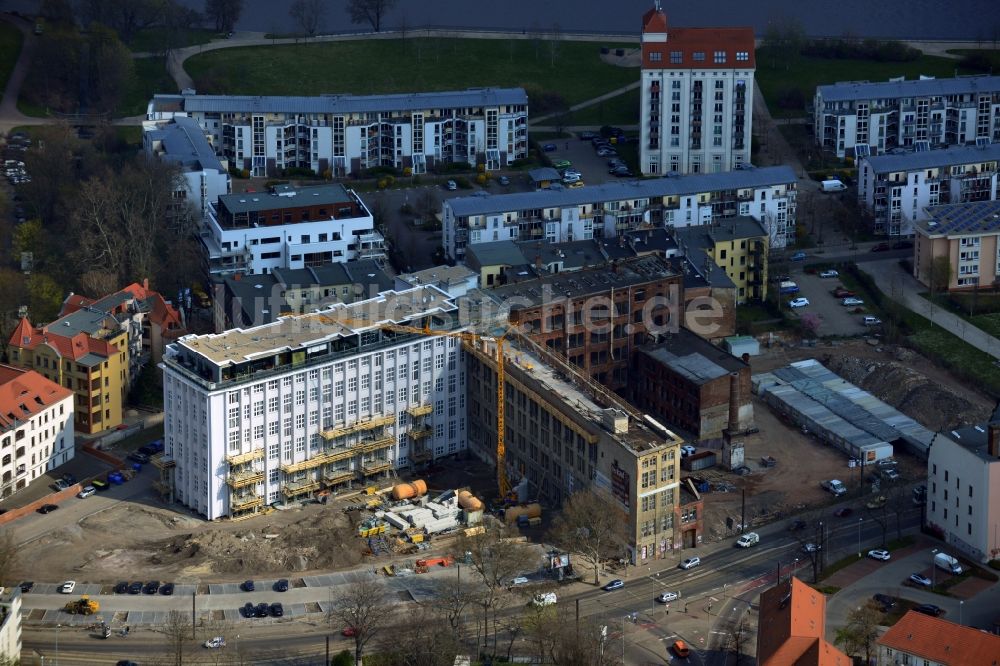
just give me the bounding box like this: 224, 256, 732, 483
279, 447, 353, 474
151, 454, 175, 469
322, 468, 356, 485
361, 460, 392, 476
281, 478, 321, 497
406, 404, 433, 418
408, 426, 433, 440
231, 494, 264, 511
226, 469, 264, 489
321, 414, 394, 441
226, 449, 264, 466
353, 435, 394, 454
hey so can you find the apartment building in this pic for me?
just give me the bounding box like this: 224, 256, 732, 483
0, 588, 22, 664
639, 3, 755, 175
814, 75, 1000, 159
443, 166, 797, 262
217, 259, 393, 330
480, 256, 684, 394
756, 577, 850, 666
146, 88, 529, 177
0, 365, 74, 499
464, 334, 699, 562
858, 143, 1000, 236
925, 409, 1000, 563
203, 183, 384, 278
394, 265, 478, 299
143, 115, 232, 218
877, 611, 1000, 666
913, 200, 1000, 290
159, 286, 466, 520
674, 217, 768, 302
632, 327, 753, 443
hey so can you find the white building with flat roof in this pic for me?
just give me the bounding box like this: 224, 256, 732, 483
814, 75, 1000, 159
0, 588, 21, 663
143, 115, 232, 218
147, 88, 529, 177
442, 166, 797, 262
159, 286, 467, 520
858, 143, 1000, 236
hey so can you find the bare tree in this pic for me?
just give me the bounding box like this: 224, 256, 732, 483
161, 610, 190, 666
204, 0, 243, 34
347, 0, 397, 33
725, 613, 753, 665
548, 489, 629, 585
432, 575, 483, 637
290, 0, 326, 37
330, 577, 395, 666
835, 601, 882, 664
388, 604, 462, 666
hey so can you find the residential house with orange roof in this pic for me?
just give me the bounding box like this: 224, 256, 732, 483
639, 1, 755, 176
0, 364, 74, 499
756, 577, 851, 666
877, 610, 1000, 666
7, 280, 184, 435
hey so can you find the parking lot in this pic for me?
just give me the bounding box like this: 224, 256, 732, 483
539, 133, 632, 188
786, 270, 878, 337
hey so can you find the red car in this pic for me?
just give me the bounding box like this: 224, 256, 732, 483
871, 243, 891, 252
342, 627, 356, 637
832, 288, 856, 298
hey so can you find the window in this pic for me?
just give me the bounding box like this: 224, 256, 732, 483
253, 401, 264, 417
253, 425, 263, 439
713, 50, 726, 63
348, 376, 357, 392
670, 51, 682, 64
649, 52, 662, 62
335, 381, 344, 397
267, 396, 278, 413
693, 51, 705, 62
295, 390, 305, 406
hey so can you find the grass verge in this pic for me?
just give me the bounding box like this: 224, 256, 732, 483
121, 57, 176, 117
16, 97, 49, 118
0, 22, 24, 103
882, 599, 918, 626
565, 88, 640, 127
185, 38, 638, 106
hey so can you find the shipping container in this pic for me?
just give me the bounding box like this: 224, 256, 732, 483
681, 451, 717, 472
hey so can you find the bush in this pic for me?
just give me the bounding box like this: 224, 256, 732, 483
322, 168, 332, 180
331, 650, 354, 666
240, 168, 249, 178
475, 173, 488, 186
454, 176, 472, 189
402, 166, 412, 177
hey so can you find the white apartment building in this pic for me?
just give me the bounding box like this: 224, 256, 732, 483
858, 143, 1000, 236
0, 365, 75, 500
143, 116, 232, 218
925, 414, 1000, 563
639, 3, 755, 175
0, 588, 21, 664
443, 166, 797, 262
159, 286, 467, 520
814, 75, 1000, 159
203, 183, 384, 278
147, 88, 529, 178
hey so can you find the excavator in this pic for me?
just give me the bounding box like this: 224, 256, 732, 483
64, 595, 100, 615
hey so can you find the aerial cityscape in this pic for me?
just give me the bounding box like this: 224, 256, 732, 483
1, 1, 1000, 665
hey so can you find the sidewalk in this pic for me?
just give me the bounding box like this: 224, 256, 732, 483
860, 259, 1000, 360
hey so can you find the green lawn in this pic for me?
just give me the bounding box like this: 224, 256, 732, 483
0, 22, 24, 103
565, 88, 640, 127
947, 48, 1000, 71
129, 27, 217, 53
121, 57, 176, 117
756, 47, 977, 118
970, 313, 1000, 339
185, 38, 639, 105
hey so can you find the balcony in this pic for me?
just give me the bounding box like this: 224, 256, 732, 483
281, 478, 321, 497
354, 435, 394, 454
361, 460, 392, 476
280, 447, 354, 474
227, 449, 264, 466
226, 469, 264, 489
152, 454, 175, 469
407, 404, 433, 418
323, 468, 356, 485
410, 448, 432, 463
231, 494, 263, 511
321, 414, 395, 441
408, 426, 433, 441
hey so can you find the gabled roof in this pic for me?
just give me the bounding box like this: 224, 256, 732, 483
0, 364, 73, 431
8, 317, 117, 365
756, 577, 850, 666
861, 143, 1000, 174
817, 75, 1000, 104
878, 611, 1000, 666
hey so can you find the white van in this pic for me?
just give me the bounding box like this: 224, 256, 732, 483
933, 552, 963, 575
735, 532, 760, 548
531, 592, 557, 607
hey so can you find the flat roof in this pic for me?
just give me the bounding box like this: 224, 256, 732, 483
639, 328, 747, 384
817, 75, 1000, 103
218, 183, 357, 216
465, 241, 527, 267
446, 166, 797, 217
862, 143, 1000, 173
915, 200, 1000, 237
146, 116, 224, 172
175, 285, 458, 367
396, 265, 475, 287
152, 88, 528, 115
529, 167, 561, 182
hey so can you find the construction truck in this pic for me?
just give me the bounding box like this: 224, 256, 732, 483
64, 595, 99, 615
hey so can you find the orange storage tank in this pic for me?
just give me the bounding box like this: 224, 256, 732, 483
504, 503, 542, 523
457, 490, 483, 512
391, 480, 428, 501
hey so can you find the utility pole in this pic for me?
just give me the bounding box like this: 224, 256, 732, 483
576, 598, 580, 641
326, 635, 330, 666
741, 488, 746, 534
191, 591, 196, 639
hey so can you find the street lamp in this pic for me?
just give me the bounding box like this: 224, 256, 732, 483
931, 549, 939, 588
55, 624, 61, 666
858, 518, 864, 558
960, 601, 964, 625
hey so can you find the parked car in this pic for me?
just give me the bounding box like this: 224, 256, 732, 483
498, 175, 510, 186
879, 468, 900, 482
242, 602, 255, 618
602, 579, 624, 591
128, 452, 150, 464
578, 131, 598, 140
562, 174, 580, 184
270, 602, 284, 617
833, 507, 853, 517
842, 297, 864, 306
863, 316, 882, 326
914, 603, 943, 616
509, 576, 529, 587
562, 169, 581, 179
59, 581, 76, 594
51, 479, 70, 491
204, 636, 227, 649
274, 579, 289, 592
612, 167, 634, 177
568, 181, 585, 189
672, 640, 690, 658
37, 504, 59, 514
77, 486, 96, 499
819, 270, 839, 278
802, 543, 821, 553
656, 591, 679, 603
873, 593, 896, 611
541, 143, 557, 152
255, 602, 270, 618
832, 288, 856, 298
144, 581, 160, 594
791, 251, 807, 261
242, 580, 255, 592
596, 148, 618, 157
908, 573, 932, 587
788, 297, 810, 308
866, 496, 887, 509
553, 159, 572, 170
114, 581, 128, 594
19, 581, 34, 593
679, 556, 701, 570
871, 242, 891, 252
445, 180, 457, 191
160, 583, 175, 595
128, 581, 143, 594
868, 549, 891, 561
91, 479, 110, 491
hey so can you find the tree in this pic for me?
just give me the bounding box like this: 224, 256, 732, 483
388, 605, 461, 666
162, 609, 189, 666
290, 0, 326, 37
40, 0, 76, 25
330, 577, 394, 666
724, 613, 752, 665
549, 489, 629, 585
835, 601, 882, 664
87, 24, 135, 113
760, 17, 805, 71
204, 0, 242, 33
799, 312, 822, 338
347, 0, 397, 33
928, 256, 952, 294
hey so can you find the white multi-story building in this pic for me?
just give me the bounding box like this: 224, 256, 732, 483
147, 88, 529, 178
443, 166, 797, 262
814, 75, 1000, 159
143, 116, 232, 218
0, 365, 74, 500
639, 2, 755, 175
925, 412, 1000, 563
159, 286, 467, 520
203, 183, 384, 278
0, 588, 22, 663
859, 143, 1000, 236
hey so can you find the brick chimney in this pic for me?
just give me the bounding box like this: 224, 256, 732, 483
989, 423, 1000, 458
728, 372, 740, 433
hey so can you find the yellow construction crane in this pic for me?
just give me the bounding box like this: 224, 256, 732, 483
339, 318, 513, 499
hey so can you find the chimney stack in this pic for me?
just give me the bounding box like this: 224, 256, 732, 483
728, 372, 740, 433
989, 423, 1000, 458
